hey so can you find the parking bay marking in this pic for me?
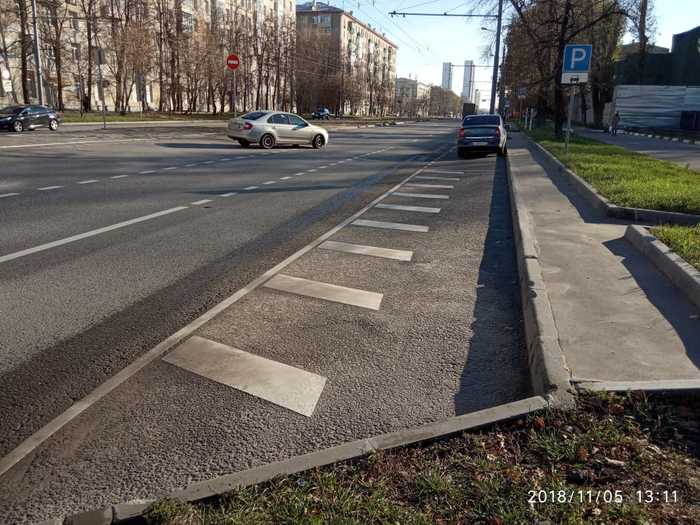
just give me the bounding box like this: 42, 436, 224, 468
415, 175, 459, 182
375, 203, 441, 214
405, 183, 454, 190
264, 274, 383, 310
163, 336, 326, 417
423, 169, 464, 175
392, 192, 449, 200
352, 219, 429, 233
319, 240, 412, 261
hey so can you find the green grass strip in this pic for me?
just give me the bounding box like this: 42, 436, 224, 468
652, 225, 700, 271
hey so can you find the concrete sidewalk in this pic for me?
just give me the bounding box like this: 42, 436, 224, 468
576, 127, 700, 171
509, 134, 699, 387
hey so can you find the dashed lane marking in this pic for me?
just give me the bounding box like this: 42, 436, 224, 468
319, 240, 413, 261
351, 219, 429, 233
280, 176, 292, 180
0, 193, 20, 198
185, 163, 197, 167
392, 192, 449, 200
77, 179, 99, 184
110, 175, 129, 179
219, 192, 237, 197
375, 203, 441, 214
190, 199, 213, 206
163, 167, 177, 171
243, 186, 258, 191
139, 170, 155, 174
37, 186, 63, 191
264, 274, 383, 310
263, 181, 277, 185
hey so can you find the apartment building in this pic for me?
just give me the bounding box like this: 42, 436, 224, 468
461, 60, 475, 103
0, 0, 296, 112
296, 1, 397, 116
395, 76, 429, 117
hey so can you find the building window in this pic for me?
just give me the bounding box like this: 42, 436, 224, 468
182, 12, 194, 31
71, 17, 80, 31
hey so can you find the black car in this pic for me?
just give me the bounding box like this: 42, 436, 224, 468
457, 114, 507, 158
0, 105, 61, 133
311, 107, 333, 120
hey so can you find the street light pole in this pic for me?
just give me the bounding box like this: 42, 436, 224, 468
489, 0, 503, 114
30, 0, 44, 105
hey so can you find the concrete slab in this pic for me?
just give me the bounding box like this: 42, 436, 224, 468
264, 274, 383, 310
163, 336, 327, 416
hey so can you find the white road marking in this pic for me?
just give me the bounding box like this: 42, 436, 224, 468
352, 219, 429, 232
139, 170, 155, 174
263, 181, 277, 185
243, 186, 258, 190
318, 165, 329, 169
235, 156, 247, 159
77, 179, 99, 184
405, 183, 454, 189
392, 192, 449, 200
375, 203, 441, 214
163, 167, 177, 171
0, 206, 188, 265
219, 192, 237, 197
110, 175, 129, 179
264, 274, 383, 310
220, 157, 232, 161
423, 169, 464, 175
415, 175, 459, 181
308, 169, 317, 172
163, 336, 326, 417
0, 192, 20, 198
190, 199, 213, 206
337, 160, 345, 164
0, 147, 454, 477
203, 160, 215, 164
185, 163, 197, 167
280, 176, 292, 180
37, 185, 63, 191
295, 172, 305, 176
319, 240, 412, 261
0, 138, 152, 150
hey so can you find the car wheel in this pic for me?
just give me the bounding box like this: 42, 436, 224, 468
260, 134, 275, 149
48, 119, 59, 131
457, 148, 467, 159
312, 134, 325, 149
238, 139, 250, 148
13, 120, 23, 133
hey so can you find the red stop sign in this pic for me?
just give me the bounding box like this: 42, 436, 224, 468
226, 54, 240, 71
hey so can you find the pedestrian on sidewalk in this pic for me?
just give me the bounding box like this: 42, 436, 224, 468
611, 111, 620, 136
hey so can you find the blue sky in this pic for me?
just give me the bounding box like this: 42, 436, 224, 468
310, 0, 699, 108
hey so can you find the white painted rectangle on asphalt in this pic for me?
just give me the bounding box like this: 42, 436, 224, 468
264, 274, 383, 310
139, 170, 155, 174
163, 167, 177, 171
37, 186, 63, 191
110, 175, 129, 179
219, 192, 237, 197
415, 175, 459, 181
319, 240, 412, 261
392, 192, 449, 200
405, 183, 454, 189
375, 203, 441, 214
243, 186, 258, 191
0, 193, 20, 198
263, 181, 277, 185
352, 219, 429, 233
77, 179, 99, 184
190, 199, 212, 206
163, 336, 326, 417
280, 176, 292, 180
423, 169, 464, 175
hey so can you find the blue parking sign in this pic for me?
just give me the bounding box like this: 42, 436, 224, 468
563, 44, 592, 73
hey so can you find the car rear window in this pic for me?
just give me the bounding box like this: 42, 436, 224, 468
461, 127, 498, 135
242, 111, 267, 120
462, 115, 500, 126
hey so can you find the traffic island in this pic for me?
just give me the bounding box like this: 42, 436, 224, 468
134, 393, 700, 524
526, 129, 700, 226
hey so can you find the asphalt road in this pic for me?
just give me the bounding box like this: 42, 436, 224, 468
0, 121, 530, 523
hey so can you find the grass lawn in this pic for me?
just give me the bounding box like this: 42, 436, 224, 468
143, 393, 700, 525
653, 225, 700, 271
61, 111, 230, 123
527, 128, 700, 215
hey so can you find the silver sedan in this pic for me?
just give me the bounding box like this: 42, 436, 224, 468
227, 110, 329, 149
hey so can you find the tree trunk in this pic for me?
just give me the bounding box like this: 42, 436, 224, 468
554, 0, 572, 138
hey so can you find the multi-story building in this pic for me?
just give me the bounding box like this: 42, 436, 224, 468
461, 60, 475, 103
441, 62, 452, 91
395, 76, 430, 116
296, 1, 397, 116
0, 0, 296, 112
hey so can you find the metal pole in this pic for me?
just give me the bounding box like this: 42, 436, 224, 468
233, 69, 237, 117
489, 0, 503, 114
565, 85, 575, 154
30, 0, 44, 105
97, 64, 106, 130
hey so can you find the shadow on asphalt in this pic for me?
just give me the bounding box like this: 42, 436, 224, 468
454, 156, 532, 415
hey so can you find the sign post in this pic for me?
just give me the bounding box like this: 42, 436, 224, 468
562, 44, 592, 154
226, 53, 240, 117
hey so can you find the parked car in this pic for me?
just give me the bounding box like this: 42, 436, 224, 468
457, 114, 508, 158
0, 104, 61, 132
227, 110, 329, 149
311, 107, 333, 120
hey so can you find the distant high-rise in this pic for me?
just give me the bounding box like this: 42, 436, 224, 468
441, 62, 453, 91
462, 60, 475, 103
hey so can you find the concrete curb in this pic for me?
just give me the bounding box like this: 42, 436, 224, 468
506, 153, 575, 408
575, 379, 700, 392
45, 395, 548, 525
624, 224, 700, 311
624, 130, 699, 146
530, 140, 700, 226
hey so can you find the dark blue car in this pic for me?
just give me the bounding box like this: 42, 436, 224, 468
457, 114, 507, 158
0, 104, 61, 132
